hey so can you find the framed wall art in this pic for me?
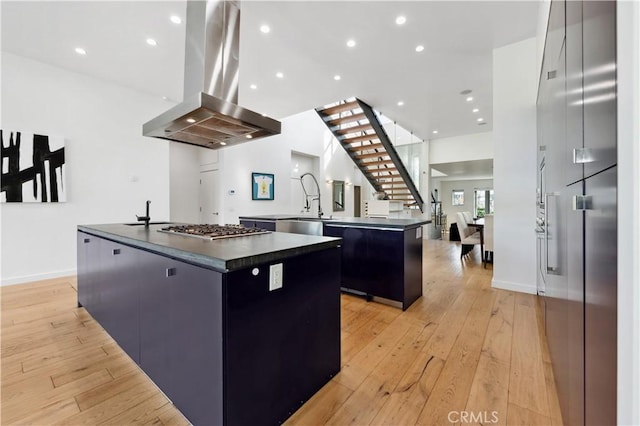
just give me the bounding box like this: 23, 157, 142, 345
252, 172, 274, 200
1, 129, 66, 203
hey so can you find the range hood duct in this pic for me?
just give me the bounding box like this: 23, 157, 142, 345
143, 0, 281, 149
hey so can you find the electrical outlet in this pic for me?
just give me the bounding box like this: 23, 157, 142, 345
269, 263, 283, 291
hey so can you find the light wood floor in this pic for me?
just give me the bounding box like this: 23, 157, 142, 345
1, 240, 562, 425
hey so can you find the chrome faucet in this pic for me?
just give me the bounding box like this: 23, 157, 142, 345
136, 200, 151, 227
300, 173, 323, 218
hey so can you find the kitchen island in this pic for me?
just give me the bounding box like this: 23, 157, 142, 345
239, 216, 430, 310
77, 223, 341, 426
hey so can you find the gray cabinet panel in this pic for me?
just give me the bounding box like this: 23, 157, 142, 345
138, 250, 173, 392
138, 251, 224, 426
565, 0, 584, 185
97, 240, 140, 363
567, 181, 585, 426
584, 166, 617, 425
583, 1, 617, 177
169, 261, 223, 426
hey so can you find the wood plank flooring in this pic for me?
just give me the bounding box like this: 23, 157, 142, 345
1, 239, 563, 425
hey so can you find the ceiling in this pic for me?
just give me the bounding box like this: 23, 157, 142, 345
1, 1, 539, 142
431, 159, 494, 181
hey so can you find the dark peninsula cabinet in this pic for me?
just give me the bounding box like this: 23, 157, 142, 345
77, 225, 342, 426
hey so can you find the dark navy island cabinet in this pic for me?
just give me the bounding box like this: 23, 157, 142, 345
324, 224, 423, 310
77, 229, 340, 426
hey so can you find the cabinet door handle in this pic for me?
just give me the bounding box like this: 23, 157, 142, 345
166, 268, 176, 277
83, 238, 91, 243
572, 195, 592, 211
112, 248, 121, 255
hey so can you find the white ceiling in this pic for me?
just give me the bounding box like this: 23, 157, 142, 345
431, 159, 494, 181
1, 1, 539, 141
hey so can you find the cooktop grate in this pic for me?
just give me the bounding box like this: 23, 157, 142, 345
158, 224, 271, 240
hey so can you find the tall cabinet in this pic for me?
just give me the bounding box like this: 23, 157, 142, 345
537, 1, 617, 425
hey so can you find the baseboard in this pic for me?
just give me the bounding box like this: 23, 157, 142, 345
1, 269, 77, 286
491, 279, 537, 295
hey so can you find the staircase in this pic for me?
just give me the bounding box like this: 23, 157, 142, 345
315, 98, 424, 212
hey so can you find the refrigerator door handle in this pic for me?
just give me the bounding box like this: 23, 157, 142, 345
545, 192, 561, 275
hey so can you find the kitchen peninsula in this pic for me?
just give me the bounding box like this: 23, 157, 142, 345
239, 215, 430, 310
76, 223, 341, 426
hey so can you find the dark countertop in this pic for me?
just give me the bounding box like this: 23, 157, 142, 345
321, 217, 430, 230
238, 214, 300, 221
78, 223, 341, 273
239, 215, 431, 230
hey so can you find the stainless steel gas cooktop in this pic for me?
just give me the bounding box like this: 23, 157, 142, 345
159, 224, 271, 240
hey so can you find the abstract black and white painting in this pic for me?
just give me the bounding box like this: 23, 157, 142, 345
1, 130, 66, 203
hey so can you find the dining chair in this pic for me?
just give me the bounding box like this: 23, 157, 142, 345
483, 214, 494, 267
455, 212, 482, 259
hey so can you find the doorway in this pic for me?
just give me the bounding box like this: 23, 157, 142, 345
199, 169, 220, 224
354, 186, 361, 217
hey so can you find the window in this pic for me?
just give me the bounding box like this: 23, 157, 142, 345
474, 189, 494, 217
452, 190, 464, 206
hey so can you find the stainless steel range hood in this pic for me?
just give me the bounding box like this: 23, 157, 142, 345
143, 0, 281, 149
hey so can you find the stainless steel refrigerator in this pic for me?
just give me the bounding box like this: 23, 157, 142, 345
537, 1, 617, 424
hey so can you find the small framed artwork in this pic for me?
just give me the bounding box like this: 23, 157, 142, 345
452, 189, 464, 206
252, 172, 274, 200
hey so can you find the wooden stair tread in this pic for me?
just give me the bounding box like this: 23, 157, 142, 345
343, 134, 379, 144
348, 143, 385, 152
336, 124, 373, 135
320, 101, 360, 116
362, 159, 395, 166
367, 168, 398, 174
355, 152, 390, 160
328, 113, 367, 126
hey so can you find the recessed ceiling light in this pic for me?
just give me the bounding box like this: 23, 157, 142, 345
466, 96, 474, 102
276, 72, 284, 79
162, 96, 168, 100
250, 84, 257, 90
334, 75, 341, 81
260, 25, 270, 34
246, 135, 253, 139
220, 142, 227, 145
477, 117, 484, 122
472, 108, 479, 113
432, 130, 439, 134
346, 39, 356, 48
186, 118, 196, 123
415, 45, 424, 52
460, 89, 472, 95
395, 16, 407, 25
397, 101, 404, 106
74, 47, 86, 55
146, 38, 157, 46
262, 113, 267, 117
170, 15, 182, 24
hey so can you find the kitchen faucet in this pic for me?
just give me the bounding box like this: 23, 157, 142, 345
300, 173, 323, 218
136, 200, 151, 227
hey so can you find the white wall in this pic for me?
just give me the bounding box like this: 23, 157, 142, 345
492, 37, 538, 294
1, 53, 171, 285
429, 132, 493, 165
169, 143, 201, 223
616, 1, 640, 423
202, 109, 374, 225
438, 179, 493, 219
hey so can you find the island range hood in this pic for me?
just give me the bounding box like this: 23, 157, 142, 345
143, 0, 281, 149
